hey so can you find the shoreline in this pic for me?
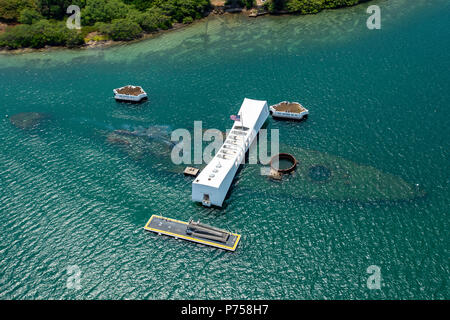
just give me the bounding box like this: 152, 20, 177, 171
0, 2, 369, 55
0, 20, 195, 55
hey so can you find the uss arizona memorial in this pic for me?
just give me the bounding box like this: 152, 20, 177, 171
192, 98, 269, 207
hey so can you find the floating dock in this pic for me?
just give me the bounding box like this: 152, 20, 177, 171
113, 85, 148, 102
144, 215, 241, 251
192, 98, 269, 207
270, 101, 308, 120
184, 167, 199, 177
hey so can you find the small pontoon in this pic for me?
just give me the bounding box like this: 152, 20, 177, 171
270, 101, 308, 120
113, 85, 147, 103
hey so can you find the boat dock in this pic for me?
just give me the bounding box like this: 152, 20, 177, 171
184, 166, 199, 177
144, 215, 241, 251
270, 101, 308, 120
192, 98, 269, 207
113, 85, 148, 102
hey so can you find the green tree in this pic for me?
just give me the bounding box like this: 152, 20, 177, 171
99, 18, 142, 40
38, 0, 86, 20
122, 0, 155, 11
182, 16, 193, 24
127, 7, 171, 32
266, 0, 286, 12
323, 0, 361, 9
0, 0, 36, 21
150, 0, 210, 22
82, 0, 130, 25
286, 0, 324, 13
0, 24, 33, 48
243, 0, 255, 9
18, 7, 43, 24
65, 28, 84, 47
0, 19, 84, 48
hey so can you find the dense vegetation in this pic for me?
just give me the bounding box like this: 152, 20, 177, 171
0, 0, 369, 49
0, 0, 210, 49
0, 20, 84, 48
225, 0, 368, 13
264, 0, 369, 14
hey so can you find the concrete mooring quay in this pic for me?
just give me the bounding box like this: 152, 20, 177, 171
144, 215, 241, 251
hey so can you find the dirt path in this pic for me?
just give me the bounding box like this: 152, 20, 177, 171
210, 0, 226, 5
0, 23, 8, 35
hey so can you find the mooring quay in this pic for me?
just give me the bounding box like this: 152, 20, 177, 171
144, 215, 241, 251
192, 98, 269, 207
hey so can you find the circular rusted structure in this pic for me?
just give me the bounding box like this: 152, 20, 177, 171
270, 153, 297, 174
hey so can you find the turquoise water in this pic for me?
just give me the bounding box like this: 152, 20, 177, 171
0, 0, 449, 299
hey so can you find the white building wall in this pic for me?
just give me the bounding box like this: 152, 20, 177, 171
192, 98, 269, 207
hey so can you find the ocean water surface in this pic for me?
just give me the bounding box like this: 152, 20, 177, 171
0, 0, 449, 299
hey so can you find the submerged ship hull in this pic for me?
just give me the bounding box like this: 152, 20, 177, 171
102, 124, 424, 204
238, 145, 425, 203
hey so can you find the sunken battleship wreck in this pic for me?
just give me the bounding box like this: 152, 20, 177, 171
7, 106, 426, 252
8, 110, 424, 205
104, 127, 425, 204
240, 144, 425, 203
101, 119, 425, 204
8, 112, 50, 130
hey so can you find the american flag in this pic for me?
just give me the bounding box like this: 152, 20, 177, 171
230, 114, 241, 121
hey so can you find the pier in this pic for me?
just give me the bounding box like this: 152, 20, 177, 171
192, 98, 269, 207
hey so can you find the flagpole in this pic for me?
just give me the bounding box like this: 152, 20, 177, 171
241, 112, 245, 160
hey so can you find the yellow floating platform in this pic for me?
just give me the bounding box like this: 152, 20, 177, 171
144, 215, 241, 252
